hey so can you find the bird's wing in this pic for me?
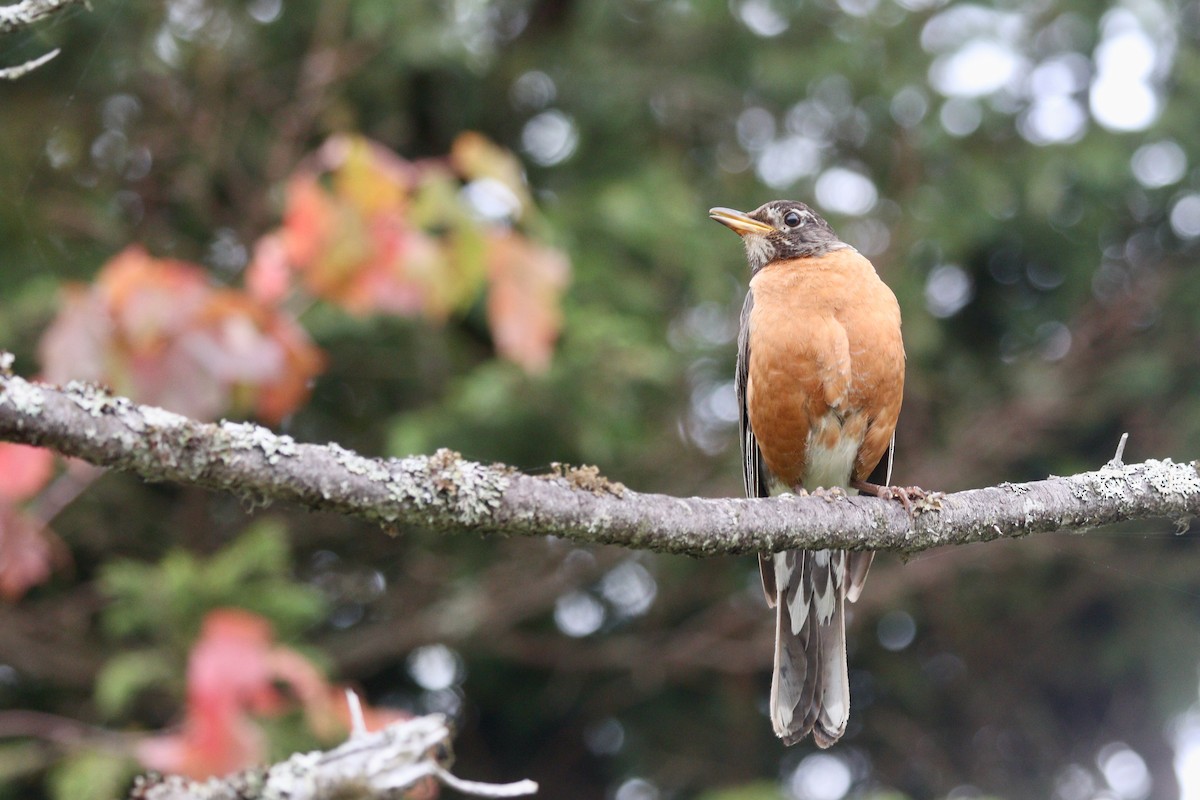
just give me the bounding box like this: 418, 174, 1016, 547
737, 289, 778, 604
737, 288, 769, 500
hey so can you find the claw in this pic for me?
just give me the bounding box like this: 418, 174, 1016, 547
851, 481, 941, 515
810, 486, 847, 502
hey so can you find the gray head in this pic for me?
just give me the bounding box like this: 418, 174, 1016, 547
709, 200, 845, 272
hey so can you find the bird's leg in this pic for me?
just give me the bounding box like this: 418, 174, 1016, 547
808, 486, 847, 502
850, 480, 936, 515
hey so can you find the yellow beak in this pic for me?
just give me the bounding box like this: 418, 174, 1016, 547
709, 207, 775, 236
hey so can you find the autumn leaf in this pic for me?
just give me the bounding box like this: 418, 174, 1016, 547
39, 246, 325, 423
485, 230, 570, 373
451, 131, 534, 221
0, 506, 65, 600
279, 173, 336, 271
189, 291, 327, 424
0, 443, 55, 502
0, 444, 67, 599
136, 609, 404, 779
244, 133, 570, 368
244, 232, 291, 305
39, 248, 210, 402
248, 136, 494, 319
330, 134, 412, 217
136, 610, 318, 778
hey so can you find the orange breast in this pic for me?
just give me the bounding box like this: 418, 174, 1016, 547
745, 249, 905, 489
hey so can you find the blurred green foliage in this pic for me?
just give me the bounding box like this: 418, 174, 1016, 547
99, 521, 326, 646
2, 1, 1200, 799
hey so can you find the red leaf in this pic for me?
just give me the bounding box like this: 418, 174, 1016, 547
244, 233, 292, 305
0, 443, 54, 502
0, 506, 64, 600
138, 610, 321, 779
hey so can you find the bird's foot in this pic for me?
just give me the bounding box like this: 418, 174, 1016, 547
809, 486, 847, 502
851, 481, 943, 514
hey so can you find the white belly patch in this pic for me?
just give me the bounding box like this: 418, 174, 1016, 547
801, 412, 860, 492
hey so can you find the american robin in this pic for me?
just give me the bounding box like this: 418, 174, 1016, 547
710, 200, 911, 748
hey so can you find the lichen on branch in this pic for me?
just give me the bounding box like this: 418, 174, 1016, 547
0, 364, 1197, 556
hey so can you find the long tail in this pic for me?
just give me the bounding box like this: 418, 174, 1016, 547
764, 548, 873, 747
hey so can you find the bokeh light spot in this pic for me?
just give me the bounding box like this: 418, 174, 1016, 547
940, 98, 982, 137
555, 590, 605, 637
788, 753, 852, 800
732, 0, 789, 37
600, 561, 658, 618
407, 644, 463, 691
615, 777, 661, 800
1169, 194, 1200, 239
1131, 140, 1186, 189
521, 110, 578, 166
815, 167, 877, 216
1097, 742, 1151, 800
930, 39, 1024, 98
877, 610, 917, 651
924, 264, 974, 318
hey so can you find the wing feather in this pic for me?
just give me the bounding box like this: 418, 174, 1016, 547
737, 289, 768, 500
738, 289, 779, 605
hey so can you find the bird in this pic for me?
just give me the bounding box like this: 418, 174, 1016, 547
710, 199, 911, 748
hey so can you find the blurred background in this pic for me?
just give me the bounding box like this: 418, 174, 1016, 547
1, 0, 1200, 798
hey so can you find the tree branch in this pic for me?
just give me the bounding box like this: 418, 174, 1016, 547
0, 0, 87, 79
0, 0, 85, 34
132, 713, 537, 800
0, 46, 59, 80
1, 362, 1197, 556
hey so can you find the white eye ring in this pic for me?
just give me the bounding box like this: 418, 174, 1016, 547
783, 211, 802, 227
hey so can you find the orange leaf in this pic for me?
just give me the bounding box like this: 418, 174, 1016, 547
485, 231, 570, 373
190, 292, 327, 423
99, 246, 212, 352
280, 174, 336, 270
39, 248, 325, 422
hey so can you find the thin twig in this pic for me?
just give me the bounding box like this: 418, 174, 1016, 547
0, 0, 86, 33
134, 714, 538, 800
1110, 432, 1130, 467
0, 47, 59, 80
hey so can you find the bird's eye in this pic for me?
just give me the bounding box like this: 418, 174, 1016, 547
783, 211, 802, 227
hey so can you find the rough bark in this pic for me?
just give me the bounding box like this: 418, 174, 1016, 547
2, 365, 1197, 556
0, 0, 87, 79
132, 713, 537, 800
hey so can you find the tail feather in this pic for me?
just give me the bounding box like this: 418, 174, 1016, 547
768, 548, 861, 748
846, 551, 874, 603
813, 593, 849, 747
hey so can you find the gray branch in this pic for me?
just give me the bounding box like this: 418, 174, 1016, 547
0, 46, 58, 79
1, 0, 88, 79
135, 713, 537, 800
0, 0, 85, 33
1, 363, 1197, 556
